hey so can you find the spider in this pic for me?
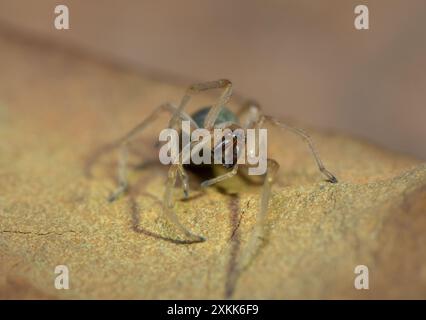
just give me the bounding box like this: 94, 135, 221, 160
103, 79, 337, 266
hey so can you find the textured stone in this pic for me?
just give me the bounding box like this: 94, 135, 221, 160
0, 30, 425, 299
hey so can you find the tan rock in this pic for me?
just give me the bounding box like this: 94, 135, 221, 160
0, 30, 425, 299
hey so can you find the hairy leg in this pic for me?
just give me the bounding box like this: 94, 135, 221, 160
264, 115, 337, 183
201, 165, 239, 188
239, 100, 337, 183
163, 163, 204, 242
168, 79, 233, 130
239, 158, 279, 271
236, 100, 263, 129
203, 79, 233, 130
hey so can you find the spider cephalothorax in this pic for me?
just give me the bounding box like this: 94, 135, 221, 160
182, 106, 243, 169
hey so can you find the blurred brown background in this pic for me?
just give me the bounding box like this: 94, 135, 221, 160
0, 0, 425, 159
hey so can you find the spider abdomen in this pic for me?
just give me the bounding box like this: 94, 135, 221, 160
191, 106, 238, 128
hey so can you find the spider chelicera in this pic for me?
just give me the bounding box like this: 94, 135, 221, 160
98, 79, 337, 266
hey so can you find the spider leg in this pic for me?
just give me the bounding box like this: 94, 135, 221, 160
236, 100, 263, 129
203, 80, 233, 130
108, 143, 129, 202
168, 79, 233, 131
239, 158, 279, 271
108, 103, 197, 202
201, 165, 239, 188
161, 136, 214, 241
239, 101, 337, 183
163, 163, 205, 242
264, 115, 338, 183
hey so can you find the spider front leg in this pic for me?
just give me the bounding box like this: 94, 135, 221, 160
239, 101, 338, 183
239, 158, 279, 271
169, 79, 233, 131
108, 143, 129, 202
163, 162, 205, 242
264, 115, 338, 183
200, 165, 239, 188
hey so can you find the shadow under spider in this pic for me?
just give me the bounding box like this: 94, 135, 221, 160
127, 164, 207, 245
128, 195, 204, 245
225, 194, 243, 299
130, 173, 247, 299
85, 143, 199, 244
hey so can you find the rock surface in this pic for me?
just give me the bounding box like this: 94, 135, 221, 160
0, 30, 425, 299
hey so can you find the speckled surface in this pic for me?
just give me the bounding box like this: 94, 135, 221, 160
0, 31, 425, 299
